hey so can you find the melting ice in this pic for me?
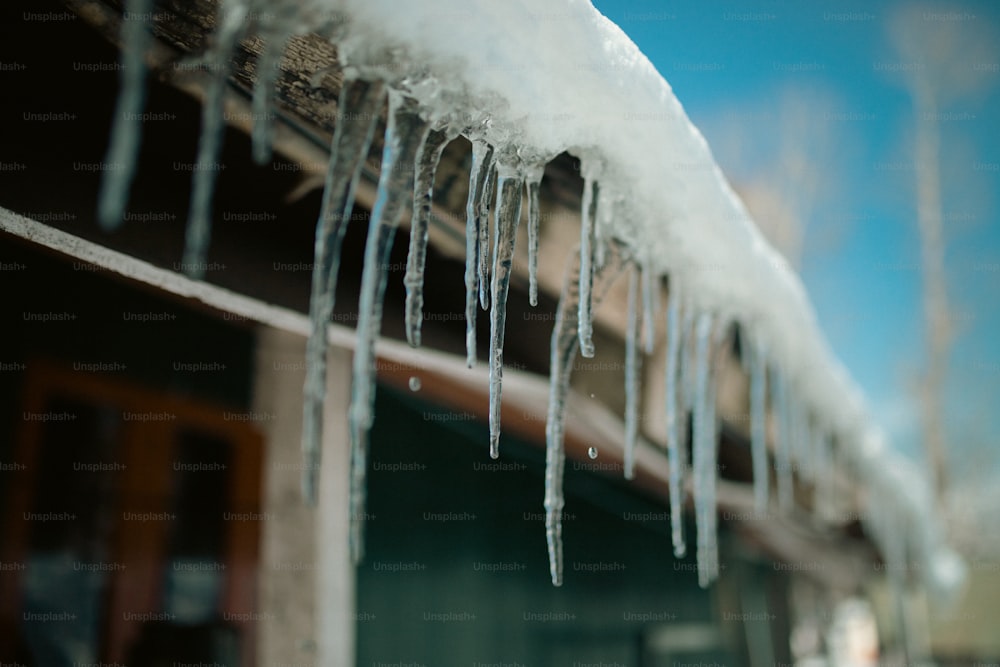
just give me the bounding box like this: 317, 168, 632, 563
90, 0, 960, 602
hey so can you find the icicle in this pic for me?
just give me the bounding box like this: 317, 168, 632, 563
789, 394, 806, 482
97, 0, 153, 230
478, 162, 497, 311
403, 127, 452, 347
544, 244, 625, 586
594, 229, 608, 270
703, 339, 720, 585
181, 0, 249, 279
791, 395, 810, 492
664, 279, 686, 557
623, 265, 641, 480
692, 311, 718, 587
544, 253, 582, 587
737, 325, 753, 376
301, 78, 384, 504
348, 95, 431, 564
487, 170, 524, 460
525, 167, 544, 307
750, 339, 769, 516
803, 412, 819, 487
577, 178, 599, 357
882, 494, 918, 664
819, 431, 835, 518
679, 294, 698, 414
463, 141, 494, 367
641, 261, 658, 354
774, 370, 794, 512
251, 33, 287, 165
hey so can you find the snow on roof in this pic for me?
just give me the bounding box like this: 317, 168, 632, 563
308, 0, 963, 596
323, 0, 865, 446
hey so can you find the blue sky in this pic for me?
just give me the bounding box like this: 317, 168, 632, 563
592, 0, 1000, 472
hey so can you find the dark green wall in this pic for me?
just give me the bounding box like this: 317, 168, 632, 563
358, 387, 744, 666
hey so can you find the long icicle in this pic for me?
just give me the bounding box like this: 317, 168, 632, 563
181, 0, 248, 278
680, 294, 698, 414
623, 264, 641, 480
404, 127, 452, 347
525, 167, 544, 307
488, 171, 524, 460
791, 390, 806, 498
251, 32, 287, 165
704, 333, 720, 584
641, 260, 658, 354
577, 178, 599, 357
98, 0, 153, 230
300, 78, 384, 504
665, 279, 686, 557
803, 411, 819, 487
750, 337, 769, 516
819, 430, 835, 520
774, 369, 794, 512
704, 320, 727, 582
544, 253, 580, 586
544, 250, 583, 587
478, 161, 497, 311
692, 311, 716, 588
348, 95, 431, 564
463, 141, 494, 367
545, 243, 625, 586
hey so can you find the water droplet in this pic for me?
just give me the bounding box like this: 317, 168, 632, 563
587, 447, 598, 460
408, 376, 421, 392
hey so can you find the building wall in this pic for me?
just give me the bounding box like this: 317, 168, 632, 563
355, 387, 745, 666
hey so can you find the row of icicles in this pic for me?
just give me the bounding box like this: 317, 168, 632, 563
97, 2, 844, 589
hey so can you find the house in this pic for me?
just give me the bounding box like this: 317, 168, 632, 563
0, 0, 961, 665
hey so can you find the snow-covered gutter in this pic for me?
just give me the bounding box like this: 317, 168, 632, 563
93, 0, 963, 597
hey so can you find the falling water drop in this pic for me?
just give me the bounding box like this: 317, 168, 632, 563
408, 376, 421, 392
348, 93, 431, 564
488, 169, 524, 460
404, 126, 453, 348
587, 447, 598, 460
577, 178, 599, 358
301, 77, 384, 504
98, 0, 153, 230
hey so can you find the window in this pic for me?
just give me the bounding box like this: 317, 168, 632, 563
1, 361, 263, 666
